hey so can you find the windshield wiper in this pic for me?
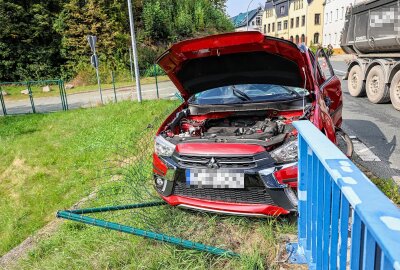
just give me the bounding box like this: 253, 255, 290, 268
281, 86, 302, 98
230, 85, 252, 101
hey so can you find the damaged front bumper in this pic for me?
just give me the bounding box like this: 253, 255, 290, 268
153, 154, 298, 217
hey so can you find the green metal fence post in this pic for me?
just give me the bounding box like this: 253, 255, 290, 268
58, 80, 66, 111
0, 86, 7, 115
154, 64, 159, 99
27, 81, 36, 113
111, 71, 117, 102
62, 80, 69, 110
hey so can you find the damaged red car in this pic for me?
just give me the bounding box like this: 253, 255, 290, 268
153, 31, 345, 216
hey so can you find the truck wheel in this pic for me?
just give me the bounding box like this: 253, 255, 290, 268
347, 65, 365, 97
366, 65, 390, 103
390, 71, 400, 111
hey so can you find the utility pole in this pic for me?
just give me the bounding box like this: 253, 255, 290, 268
129, 47, 135, 83
127, 0, 142, 102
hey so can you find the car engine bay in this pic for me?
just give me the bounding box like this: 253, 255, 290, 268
161, 108, 303, 148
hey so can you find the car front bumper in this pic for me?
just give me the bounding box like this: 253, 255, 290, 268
153, 153, 298, 217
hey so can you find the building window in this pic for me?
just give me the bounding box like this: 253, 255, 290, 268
314, 32, 319, 44
277, 21, 282, 31
280, 6, 285, 14
315, 13, 321, 25
284, 20, 288, 29
266, 9, 273, 18
330, 11, 332, 22
336, 9, 338, 20
272, 22, 275, 32
252, 21, 255, 26
264, 24, 266, 34
296, 17, 299, 27
295, 35, 299, 44
268, 23, 271, 32
290, 36, 293, 42
325, 13, 328, 24
302, 15, 305, 26
290, 18, 294, 28
341, 7, 344, 19
256, 16, 261, 26
334, 32, 337, 44
301, 34, 305, 43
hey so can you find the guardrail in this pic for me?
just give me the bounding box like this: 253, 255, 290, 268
288, 121, 400, 270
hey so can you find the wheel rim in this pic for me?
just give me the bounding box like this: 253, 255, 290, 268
369, 75, 380, 95
394, 80, 400, 101
351, 73, 358, 90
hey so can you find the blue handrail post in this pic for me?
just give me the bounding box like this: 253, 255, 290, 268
286, 120, 400, 270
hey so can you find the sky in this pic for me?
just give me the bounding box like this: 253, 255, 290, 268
225, 0, 264, 17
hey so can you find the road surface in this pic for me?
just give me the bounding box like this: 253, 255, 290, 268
331, 59, 400, 182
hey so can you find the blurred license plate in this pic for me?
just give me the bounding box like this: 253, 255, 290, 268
185, 169, 244, 189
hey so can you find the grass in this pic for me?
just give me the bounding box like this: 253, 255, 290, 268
0, 100, 297, 269
0, 99, 175, 256
1, 75, 170, 101
371, 178, 400, 205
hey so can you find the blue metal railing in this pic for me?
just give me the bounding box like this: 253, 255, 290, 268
288, 121, 400, 270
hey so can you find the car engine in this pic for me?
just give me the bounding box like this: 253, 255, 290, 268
162, 109, 298, 148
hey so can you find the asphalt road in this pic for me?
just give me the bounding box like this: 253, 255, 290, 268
331, 60, 400, 182
1, 59, 399, 181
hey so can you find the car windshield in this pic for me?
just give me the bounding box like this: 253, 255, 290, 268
188, 84, 309, 105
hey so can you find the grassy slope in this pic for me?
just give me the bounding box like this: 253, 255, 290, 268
1, 100, 296, 269
0, 100, 174, 255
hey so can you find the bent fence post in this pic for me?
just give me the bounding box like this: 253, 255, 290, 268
56, 201, 239, 258
287, 120, 400, 269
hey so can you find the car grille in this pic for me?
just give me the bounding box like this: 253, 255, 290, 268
173, 181, 275, 205
173, 153, 257, 169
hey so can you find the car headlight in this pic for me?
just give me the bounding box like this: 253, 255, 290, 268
155, 135, 176, 157
271, 140, 298, 163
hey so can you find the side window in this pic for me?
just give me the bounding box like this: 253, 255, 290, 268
315, 49, 334, 84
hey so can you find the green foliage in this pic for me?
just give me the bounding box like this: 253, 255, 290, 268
0, 1, 64, 81
0, 0, 233, 83
142, 1, 171, 40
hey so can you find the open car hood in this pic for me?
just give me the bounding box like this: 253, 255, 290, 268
157, 32, 313, 100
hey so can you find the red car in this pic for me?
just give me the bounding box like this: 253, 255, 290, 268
153, 32, 343, 216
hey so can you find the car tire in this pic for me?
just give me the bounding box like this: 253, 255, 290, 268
366, 65, 390, 104
347, 65, 365, 97
389, 70, 400, 111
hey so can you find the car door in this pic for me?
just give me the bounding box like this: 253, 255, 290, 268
314, 49, 343, 128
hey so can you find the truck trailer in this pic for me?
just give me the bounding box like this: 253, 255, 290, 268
341, 0, 400, 110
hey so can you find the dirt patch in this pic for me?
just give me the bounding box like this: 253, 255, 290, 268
0, 158, 41, 202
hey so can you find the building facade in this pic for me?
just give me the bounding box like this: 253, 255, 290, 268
231, 7, 263, 32
322, 0, 355, 49
262, 0, 324, 46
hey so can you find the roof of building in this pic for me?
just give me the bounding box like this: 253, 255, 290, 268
230, 7, 262, 28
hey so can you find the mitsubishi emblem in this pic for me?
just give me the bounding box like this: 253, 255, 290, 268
207, 157, 219, 169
